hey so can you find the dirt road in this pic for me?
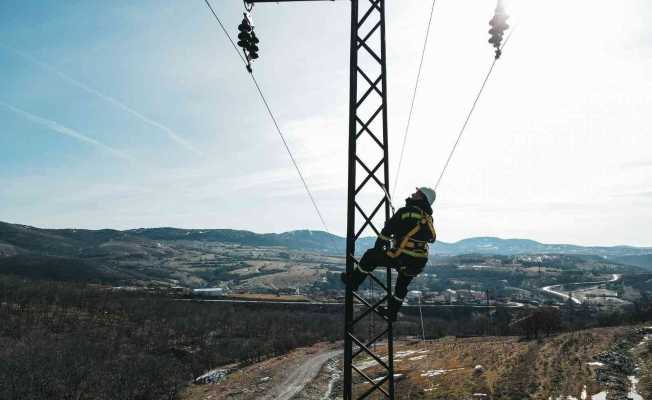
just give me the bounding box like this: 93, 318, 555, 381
262, 349, 341, 400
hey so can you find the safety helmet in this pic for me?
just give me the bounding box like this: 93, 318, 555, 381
417, 187, 436, 205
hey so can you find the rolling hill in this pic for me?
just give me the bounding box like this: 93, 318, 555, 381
1, 221, 651, 284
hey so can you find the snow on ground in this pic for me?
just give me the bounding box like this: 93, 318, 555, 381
586, 362, 605, 367
194, 369, 228, 384
420, 368, 464, 378
628, 376, 644, 400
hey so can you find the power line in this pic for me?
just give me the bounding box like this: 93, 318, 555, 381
392, 0, 438, 199
203, 0, 330, 232
204, 0, 246, 65
434, 27, 517, 191
249, 73, 330, 232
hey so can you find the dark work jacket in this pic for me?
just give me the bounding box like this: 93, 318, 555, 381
378, 198, 436, 244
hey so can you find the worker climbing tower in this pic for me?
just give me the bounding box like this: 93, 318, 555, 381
240, 1, 394, 398
221, 0, 513, 397
342, 0, 395, 398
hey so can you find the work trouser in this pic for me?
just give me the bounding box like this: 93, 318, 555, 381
351, 247, 427, 310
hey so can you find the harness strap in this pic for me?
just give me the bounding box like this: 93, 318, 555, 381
387, 207, 437, 259
378, 234, 392, 242
354, 261, 372, 274
386, 223, 421, 258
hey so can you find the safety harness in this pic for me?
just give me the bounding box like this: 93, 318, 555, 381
385, 208, 436, 259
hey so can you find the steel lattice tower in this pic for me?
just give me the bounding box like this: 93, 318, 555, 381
245, 1, 394, 398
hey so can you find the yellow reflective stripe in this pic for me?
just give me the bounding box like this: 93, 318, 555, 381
401, 212, 423, 220
387, 248, 427, 258
404, 241, 428, 250
401, 249, 428, 258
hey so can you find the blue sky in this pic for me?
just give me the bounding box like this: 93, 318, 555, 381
1, 0, 651, 246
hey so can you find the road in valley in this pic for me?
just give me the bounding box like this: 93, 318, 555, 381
261, 349, 341, 400
541, 274, 621, 304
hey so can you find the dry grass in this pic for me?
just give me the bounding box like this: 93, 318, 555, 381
352, 328, 622, 399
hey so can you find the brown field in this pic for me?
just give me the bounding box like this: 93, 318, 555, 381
353, 328, 631, 399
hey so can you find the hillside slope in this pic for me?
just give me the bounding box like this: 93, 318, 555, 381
184, 326, 652, 400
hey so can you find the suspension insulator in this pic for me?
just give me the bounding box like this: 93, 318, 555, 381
488, 0, 510, 59
238, 21, 252, 33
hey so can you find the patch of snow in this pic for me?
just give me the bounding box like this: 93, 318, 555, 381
628, 376, 643, 400
581, 385, 587, 400
367, 374, 403, 383
195, 368, 228, 384
259, 376, 271, 383
321, 362, 340, 400
421, 369, 447, 378
420, 368, 464, 378
591, 392, 607, 400
587, 362, 605, 367
354, 359, 379, 371
409, 355, 427, 361
394, 350, 418, 358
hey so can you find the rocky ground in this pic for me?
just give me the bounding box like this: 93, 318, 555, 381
182, 326, 652, 400
591, 326, 651, 400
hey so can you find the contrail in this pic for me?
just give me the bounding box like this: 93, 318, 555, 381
0, 101, 136, 163
0, 44, 203, 156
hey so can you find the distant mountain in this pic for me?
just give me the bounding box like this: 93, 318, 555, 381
611, 254, 652, 271
1, 220, 650, 261
126, 227, 357, 253
431, 236, 652, 259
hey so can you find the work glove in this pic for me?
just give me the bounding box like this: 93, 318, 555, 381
374, 237, 388, 251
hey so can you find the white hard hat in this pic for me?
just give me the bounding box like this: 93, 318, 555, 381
417, 187, 436, 205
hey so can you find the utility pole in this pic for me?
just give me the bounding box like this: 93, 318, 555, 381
243, 0, 394, 398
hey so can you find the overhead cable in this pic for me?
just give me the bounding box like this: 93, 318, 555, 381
203, 0, 330, 232
434, 26, 517, 191
392, 0, 439, 199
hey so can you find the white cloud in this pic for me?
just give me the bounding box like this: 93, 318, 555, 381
0, 44, 204, 156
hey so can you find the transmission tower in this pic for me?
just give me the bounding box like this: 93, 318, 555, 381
243, 0, 394, 398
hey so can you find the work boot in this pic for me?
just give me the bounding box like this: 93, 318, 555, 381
379, 296, 403, 322
340, 263, 368, 292
378, 306, 398, 322
340, 272, 362, 291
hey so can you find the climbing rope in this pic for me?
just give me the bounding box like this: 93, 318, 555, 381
393, 0, 439, 200
418, 290, 426, 342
